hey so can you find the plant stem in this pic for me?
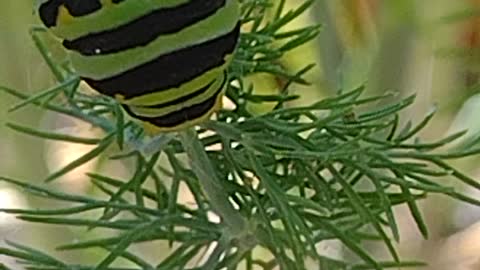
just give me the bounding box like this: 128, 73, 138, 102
179, 128, 248, 237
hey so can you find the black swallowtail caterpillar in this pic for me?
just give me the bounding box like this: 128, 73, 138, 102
37, 0, 240, 133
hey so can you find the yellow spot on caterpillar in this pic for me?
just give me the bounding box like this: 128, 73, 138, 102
142, 122, 166, 136
57, 5, 74, 25
101, 0, 115, 8
114, 94, 126, 102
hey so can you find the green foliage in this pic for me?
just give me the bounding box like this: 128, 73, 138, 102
1, 0, 480, 269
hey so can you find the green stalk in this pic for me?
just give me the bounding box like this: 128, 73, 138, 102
179, 128, 248, 237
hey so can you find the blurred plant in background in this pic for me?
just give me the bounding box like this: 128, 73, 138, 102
1, 0, 480, 269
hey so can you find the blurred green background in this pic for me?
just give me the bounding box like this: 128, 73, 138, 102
2, 1, 480, 269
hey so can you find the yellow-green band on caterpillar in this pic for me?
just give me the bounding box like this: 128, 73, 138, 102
37, 0, 240, 132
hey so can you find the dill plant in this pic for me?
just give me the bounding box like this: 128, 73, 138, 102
1, 1, 480, 269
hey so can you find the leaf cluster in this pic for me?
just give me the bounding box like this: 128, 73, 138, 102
1, 1, 480, 270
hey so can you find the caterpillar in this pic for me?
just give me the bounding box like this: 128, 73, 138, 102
36, 0, 240, 133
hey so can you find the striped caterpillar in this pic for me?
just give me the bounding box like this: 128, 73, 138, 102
37, 0, 240, 132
